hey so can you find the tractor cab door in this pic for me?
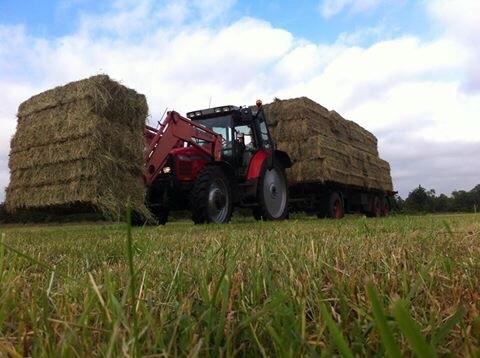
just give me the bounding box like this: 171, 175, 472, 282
233, 124, 256, 176
232, 109, 275, 178
252, 110, 274, 150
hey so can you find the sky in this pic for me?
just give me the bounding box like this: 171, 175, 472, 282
0, 0, 479, 199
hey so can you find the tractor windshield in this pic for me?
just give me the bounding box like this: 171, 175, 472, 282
193, 115, 234, 158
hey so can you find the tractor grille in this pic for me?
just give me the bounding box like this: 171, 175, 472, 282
177, 161, 192, 177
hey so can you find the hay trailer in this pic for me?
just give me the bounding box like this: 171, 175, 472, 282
143, 101, 292, 224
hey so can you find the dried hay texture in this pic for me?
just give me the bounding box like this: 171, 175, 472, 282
5, 75, 149, 220
263, 97, 393, 192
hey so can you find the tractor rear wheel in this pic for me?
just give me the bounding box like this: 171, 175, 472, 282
147, 186, 169, 225
191, 166, 232, 224
254, 162, 288, 221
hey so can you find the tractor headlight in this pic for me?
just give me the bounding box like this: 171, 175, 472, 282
162, 166, 171, 174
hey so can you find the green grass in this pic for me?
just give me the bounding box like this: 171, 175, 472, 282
0, 214, 479, 356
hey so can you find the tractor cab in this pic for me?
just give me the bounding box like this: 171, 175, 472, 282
186, 104, 273, 176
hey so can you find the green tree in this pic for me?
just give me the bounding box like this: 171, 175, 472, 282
434, 194, 450, 212
391, 194, 405, 213
405, 186, 436, 213
470, 185, 480, 212
451, 190, 472, 212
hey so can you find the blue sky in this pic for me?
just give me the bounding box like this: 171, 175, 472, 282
0, 0, 479, 199
1, 0, 429, 44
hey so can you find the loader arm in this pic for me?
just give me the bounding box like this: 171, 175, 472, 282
144, 111, 222, 186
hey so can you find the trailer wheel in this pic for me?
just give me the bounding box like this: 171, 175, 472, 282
317, 192, 344, 219
368, 195, 382, 218
191, 166, 232, 224
381, 197, 390, 217
254, 162, 288, 221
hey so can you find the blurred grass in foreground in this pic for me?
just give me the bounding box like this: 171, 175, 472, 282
0, 214, 479, 356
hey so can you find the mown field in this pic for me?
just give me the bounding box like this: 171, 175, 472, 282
0, 214, 479, 357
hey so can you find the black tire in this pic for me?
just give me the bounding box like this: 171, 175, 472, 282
254, 162, 288, 221
318, 192, 344, 219
191, 166, 232, 224
252, 207, 263, 221
150, 205, 169, 225
130, 211, 147, 226
147, 185, 169, 225
253, 207, 291, 221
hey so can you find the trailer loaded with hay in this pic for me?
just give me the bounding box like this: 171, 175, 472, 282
4, 74, 393, 224
263, 97, 394, 218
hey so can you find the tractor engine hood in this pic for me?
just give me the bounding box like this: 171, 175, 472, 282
169, 146, 212, 181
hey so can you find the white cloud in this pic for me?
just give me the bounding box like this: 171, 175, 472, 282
429, 0, 480, 41
319, 0, 381, 18
0, 0, 479, 200
429, 0, 480, 92
0, 80, 39, 200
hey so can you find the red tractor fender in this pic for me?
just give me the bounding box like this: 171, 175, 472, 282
246, 149, 293, 180
246, 149, 270, 180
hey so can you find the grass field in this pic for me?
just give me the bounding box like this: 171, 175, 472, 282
0, 214, 479, 356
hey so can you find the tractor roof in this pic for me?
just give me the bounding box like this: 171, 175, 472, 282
187, 105, 253, 122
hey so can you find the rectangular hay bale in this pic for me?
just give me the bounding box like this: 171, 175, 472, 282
5, 75, 149, 220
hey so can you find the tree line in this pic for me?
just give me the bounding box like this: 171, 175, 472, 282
392, 184, 480, 213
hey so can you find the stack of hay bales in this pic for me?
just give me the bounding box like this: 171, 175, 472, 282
263, 97, 393, 192
5, 75, 149, 220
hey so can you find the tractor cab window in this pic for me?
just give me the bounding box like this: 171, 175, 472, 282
234, 124, 256, 169
234, 125, 255, 150
193, 116, 234, 160
211, 126, 232, 146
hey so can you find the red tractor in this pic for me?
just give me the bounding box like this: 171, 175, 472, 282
143, 101, 292, 224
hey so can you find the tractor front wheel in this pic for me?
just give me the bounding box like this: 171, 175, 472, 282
191, 166, 232, 224
147, 185, 169, 225
254, 163, 288, 221
150, 205, 169, 225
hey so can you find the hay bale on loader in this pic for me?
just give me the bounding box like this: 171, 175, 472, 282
263, 97, 393, 192
5, 75, 149, 220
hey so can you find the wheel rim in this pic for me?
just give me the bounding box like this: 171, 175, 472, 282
207, 178, 229, 223
262, 168, 287, 219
